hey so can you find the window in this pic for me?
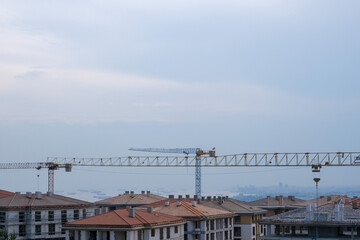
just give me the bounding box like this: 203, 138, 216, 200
48, 211, 54, 221
62, 227, 66, 234
225, 218, 228, 228
210, 220, 215, 230
252, 226, 255, 236
35, 225, 41, 235
151, 229, 155, 237
206, 234, 209, 240
0, 212, 5, 223
230, 230, 232, 240
49, 224, 55, 235
210, 233, 215, 240
225, 231, 228, 240
74, 210, 79, 220
234, 227, 241, 237
167, 227, 171, 238
19, 225, 26, 236
175, 226, 178, 234
160, 228, 164, 239
61, 210, 67, 223
83, 209, 87, 218
35, 211, 41, 222
234, 216, 241, 224
19, 212, 25, 222
138, 230, 143, 240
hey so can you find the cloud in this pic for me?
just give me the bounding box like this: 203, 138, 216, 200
2, 62, 356, 124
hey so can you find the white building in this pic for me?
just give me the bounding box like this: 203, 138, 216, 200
199, 196, 267, 240
64, 207, 186, 240
146, 196, 236, 240
0, 191, 96, 239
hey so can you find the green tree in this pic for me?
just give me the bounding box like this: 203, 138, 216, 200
0, 227, 16, 240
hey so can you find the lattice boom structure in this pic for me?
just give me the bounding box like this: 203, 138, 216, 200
47, 152, 360, 167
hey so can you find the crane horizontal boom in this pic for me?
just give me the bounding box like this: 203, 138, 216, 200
46, 152, 360, 167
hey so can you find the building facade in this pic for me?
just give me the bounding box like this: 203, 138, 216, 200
64, 207, 186, 240
199, 196, 267, 240
0, 191, 96, 240
146, 197, 236, 240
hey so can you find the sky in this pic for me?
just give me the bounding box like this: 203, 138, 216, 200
0, 0, 360, 199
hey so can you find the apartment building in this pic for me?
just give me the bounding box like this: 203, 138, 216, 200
0, 191, 96, 239
259, 201, 360, 239
199, 196, 266, 240
96, 191, 166, 211
146, 196, 236, 240
64, 207, 186, 240
247, 196, 305, 217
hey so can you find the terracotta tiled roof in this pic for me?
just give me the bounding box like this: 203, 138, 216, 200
146, 200, 235, 219
96, 192, 166, 206
0, 189, 14, 198
199, 198, 266, 215
65, 208, 185, 229
0, 192, 94, 210
248, 195, 305, 207
292, 195, 352, 208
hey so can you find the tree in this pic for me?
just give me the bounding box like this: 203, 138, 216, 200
0, 227, 16, 240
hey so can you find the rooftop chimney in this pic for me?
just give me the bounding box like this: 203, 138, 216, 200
213, 196, 217, 201
141, 191, 145, 194
225, 196, 229, 201
165, 201, 170, 206
266, 196, 270, 206
26, 192, 32, 198
186, 195, 190, 199
178, 195, 182, 200
147, 191, 150, 197
201, 197, 205, 201
169, 195, 174, 199
177, 202, 181, 207
194, 195, 198, 200
129, 208, 135, 218
147, 207, 153, 213
207, 196, 211, 201
47, 192, 52, 197
125, 191, 129, 194
35, 191, 42, 199
192, 201, 197, 207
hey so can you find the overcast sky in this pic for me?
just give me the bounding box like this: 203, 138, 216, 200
1, 0, 359, 198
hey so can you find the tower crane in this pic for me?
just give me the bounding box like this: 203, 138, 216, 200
1, 152, 360, 194
0, 162, 72, 193
128, 147, 216, 197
